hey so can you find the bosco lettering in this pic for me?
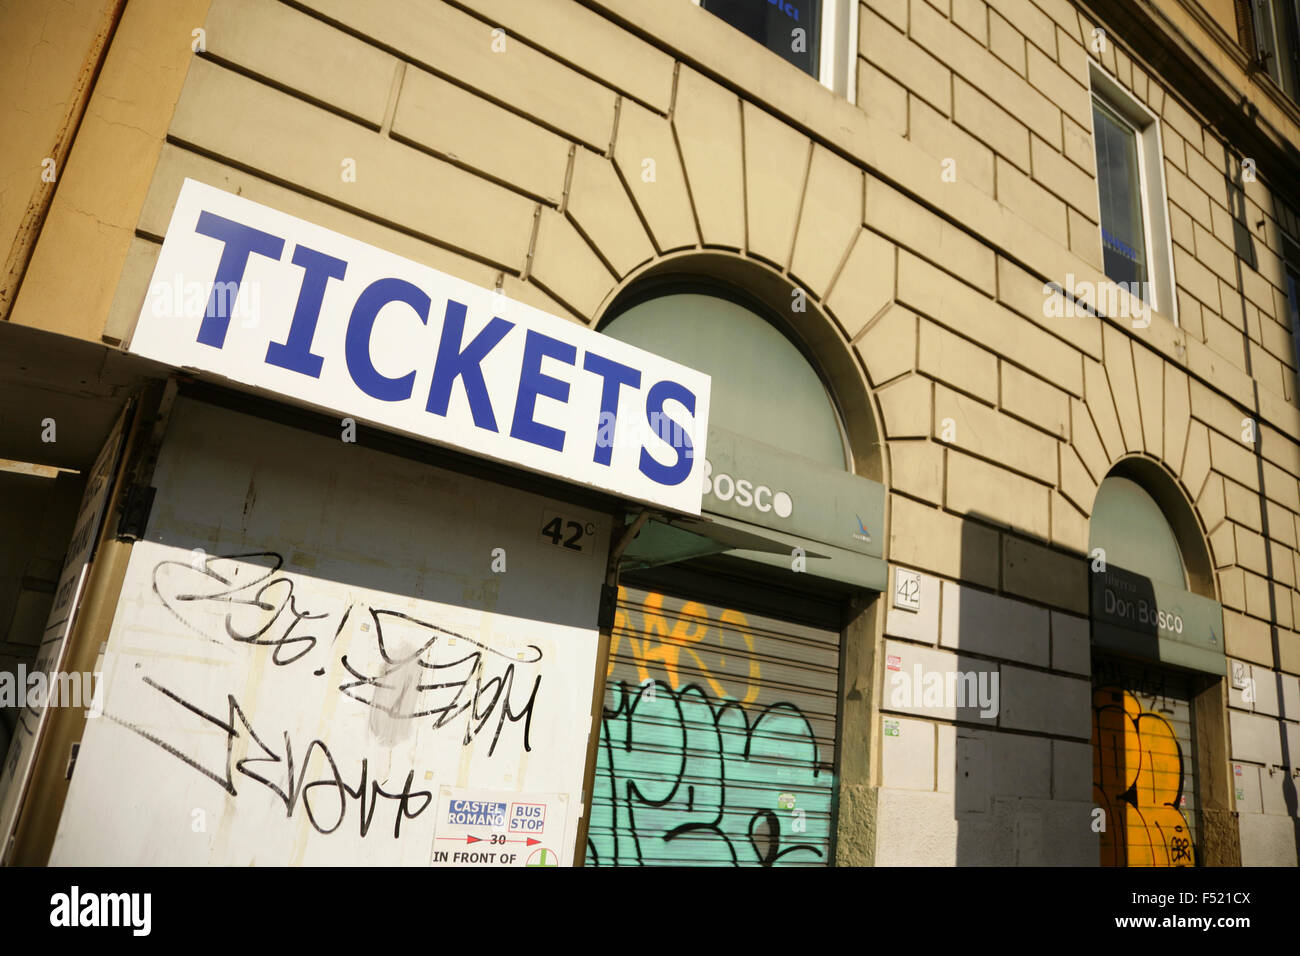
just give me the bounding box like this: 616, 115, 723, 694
701, 460, 794, 519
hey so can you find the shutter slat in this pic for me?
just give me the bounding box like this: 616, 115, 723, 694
587, 584, 839, 866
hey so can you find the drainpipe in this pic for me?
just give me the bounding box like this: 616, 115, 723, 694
571, 510, 650, 865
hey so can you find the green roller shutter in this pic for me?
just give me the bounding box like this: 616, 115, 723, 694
586, 584, 838, 866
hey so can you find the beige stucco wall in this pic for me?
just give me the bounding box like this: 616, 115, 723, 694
5, 0, 210, 340
0, 0, 117, 316
1197, 0, 1243, 38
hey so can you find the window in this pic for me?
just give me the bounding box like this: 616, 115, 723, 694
1088, 64, 1177, 321
1284, 233, 1300, 387
601, 288, 848, 469
1087, 464, 1224, 869
1090, 476, 1187, 590
692, 0, 858, 99
1250, 0, 1300, 100
1093, 100, 1149, 290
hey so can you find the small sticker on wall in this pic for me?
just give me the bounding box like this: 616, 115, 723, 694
430, 787, 570, 867
883, 718, 900, 737
886, 655, 901, 672
1234, 764, 1243, 776
1235, 788, 1245, 801
1179, 794, 1186, 807
776, 792, 796, 810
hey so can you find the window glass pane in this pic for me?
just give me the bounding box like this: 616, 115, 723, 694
1269, 0, 1299, 95
701, 0, 822, 77
1286, 265, 1300, 398
1279, 0, 1300, 96
1254, 0, 1282, 86
1089, 476, 1187, 588
1286, 268, 1300, 351
1093, 99, 1150, 293
602, 292, 846, 468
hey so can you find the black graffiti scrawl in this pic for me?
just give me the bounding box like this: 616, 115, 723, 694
587, 679, 831, 866
100, 551, 543, 841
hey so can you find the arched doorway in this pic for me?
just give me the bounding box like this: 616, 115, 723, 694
585, 280, 886, 866
1088, 463, 1225, 868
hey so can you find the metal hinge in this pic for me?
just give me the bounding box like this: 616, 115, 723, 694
118, 484, 156, 541
597, 583, 618, 632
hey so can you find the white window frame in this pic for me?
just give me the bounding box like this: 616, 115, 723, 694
1088, 61, 1179, 325
690, 0, 859, 101
1282, 232, 1300, 395
1252, 0, 1300, 100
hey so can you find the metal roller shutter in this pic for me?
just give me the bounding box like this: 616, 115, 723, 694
586, 584, 839, 867
1092, 658, 1199, 867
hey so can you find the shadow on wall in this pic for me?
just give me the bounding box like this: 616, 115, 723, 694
941, 513, 1088, 865
941, 513, 1197, 866
0, 469, 88, 777
142, 396, 610, 631
1224, 138, 1300, 865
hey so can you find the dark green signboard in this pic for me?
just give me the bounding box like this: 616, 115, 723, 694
1089, 565, 1226, 675
701, 426, 884, 557
623, 425, 887, 590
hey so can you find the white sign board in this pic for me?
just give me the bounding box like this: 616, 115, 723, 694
0, 403, 128, 861
129, 179, 710, 514
50, 399, 604, 865
431, 787, 569, 867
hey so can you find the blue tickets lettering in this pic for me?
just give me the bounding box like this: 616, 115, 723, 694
510, 329, 576, 452
264, 244, 348, 378
638, 379, 696, 486
582, 351, 641, 466
193, 210, 285, 349
427, 300, 514, 431
344, 277, 430, 401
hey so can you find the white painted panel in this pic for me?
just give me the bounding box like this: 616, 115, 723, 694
129, 179, 710, 513
51, 398, 608, 865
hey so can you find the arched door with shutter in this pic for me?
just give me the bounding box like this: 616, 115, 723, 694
586, 585, 839, 866
1088, 472, 1222, 868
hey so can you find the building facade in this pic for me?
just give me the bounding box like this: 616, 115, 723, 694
1, 0, 1299, 866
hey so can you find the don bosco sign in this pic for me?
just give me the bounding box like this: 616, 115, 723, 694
130, 179, 711, 514
1089, 565, 1226, 675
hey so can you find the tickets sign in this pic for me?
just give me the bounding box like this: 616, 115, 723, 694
130, 180, 711, 513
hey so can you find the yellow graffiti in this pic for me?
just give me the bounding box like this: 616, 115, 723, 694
1092, 687, 1195, 867
607, 587, 762, 705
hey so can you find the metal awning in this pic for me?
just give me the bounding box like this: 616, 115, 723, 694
0, 322, 166, 471
620, 509, 831, 571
